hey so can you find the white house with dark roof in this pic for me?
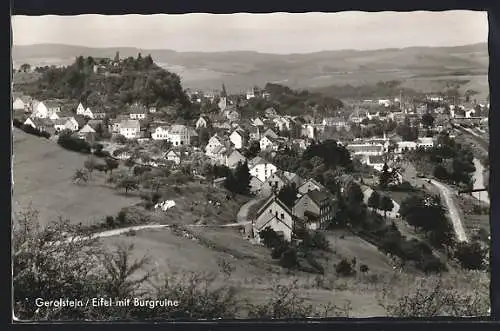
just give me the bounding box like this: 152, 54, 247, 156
252, 195, 295, 242
249, 158, 277, 182
151, 125, 170, 140
128, 104, 148, 120
167, 124, 192, 146
196, 115, 211, 129
297, 178, 327, 195
119, 119, 141, 139
229, 128, 247, 149
205, 134, 227, 157
346, 143, 385, 156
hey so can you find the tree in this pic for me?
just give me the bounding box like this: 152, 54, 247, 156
421, 112, 435, 129
116, 177, 139, 194
114, 51, 120, 62
380, 196, 394, 220
367, 190, 381, 212
73, 168, 89, 185
277, 184, 298, 208
232, 161, 251, 195
245, 140, 261, 159
433, 165, 449, 180
379, 163, 392, 189
105, 157, 119, 174
347, 183, 364, 207
19, 63, 31, 73
125, 157, 136, 172
454, 242, 486, 270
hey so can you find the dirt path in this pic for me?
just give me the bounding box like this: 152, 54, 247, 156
237, 197, 266, 223
427, 178, 468, 243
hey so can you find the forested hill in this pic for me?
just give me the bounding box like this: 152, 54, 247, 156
15, 54, 191, 112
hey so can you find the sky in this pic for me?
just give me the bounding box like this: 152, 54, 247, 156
12, 11, 488, 54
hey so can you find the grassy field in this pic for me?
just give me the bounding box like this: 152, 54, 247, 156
97, 224, 489, 317
12, 128, 141, 227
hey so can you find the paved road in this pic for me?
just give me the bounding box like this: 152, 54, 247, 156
427, 178, 468, 243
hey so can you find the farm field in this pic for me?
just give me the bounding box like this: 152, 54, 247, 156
12, 128, 141, 227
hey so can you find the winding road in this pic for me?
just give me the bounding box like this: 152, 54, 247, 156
427, 178, 468, 243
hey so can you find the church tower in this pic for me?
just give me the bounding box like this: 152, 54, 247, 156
218, 83, 228, 112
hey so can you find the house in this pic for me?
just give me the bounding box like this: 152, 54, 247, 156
206, 135, 225, 155
151, 125, 170, 140
225, 109, 241, 122
119, 120, 141, 139
282, 171, 305, 187
166, 150, 182, 165
81, 107, 95, 119
346, 143, 385, 156
77, 124, 96, 142
260, 135, 280, 151
53, 117, 79, 132
298, 178, 327, 195
246, 88, 256, 100
293, 189, 334, 230
262, 128, 278, 139
76, 103, 86, 116
395, 141, 417, 154
253, 195, 295, 242
32, 101, 55, 119
12, 96, 31, 111
229, 128, 247, 149
252, 117, 265, 127
167, 124, 193, 146
322, 117, 348, 129
249, 158, 277, 182
378, 99, 391, 107
292, 138, 311, 151
128, 103, 148, 120
301, 124, 316, 139
261, 171, 292, 196
250, 176, 264, 195
225, 150, 247, 169
93, 111, 107, 119
416, 137, 434, 149
365, 155, 386, 172
248, 126, 262, 141
264, 107, 278, 118
23, 117, 53, 132
196, 115, 211, 129
149, 107, 157, 114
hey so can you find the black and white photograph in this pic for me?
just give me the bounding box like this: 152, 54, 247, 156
11, 11, 490, 320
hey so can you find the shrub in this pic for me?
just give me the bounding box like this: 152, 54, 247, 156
93, 150, 111, 158
454, 242, 486, 270
58, 132, 91, 154
105, 216, 115, 228
116, 210, 127, 225
13, 119, 23, 128
335, 258, 356, 277
360, 264, 369, 273
279, 248, 299, 269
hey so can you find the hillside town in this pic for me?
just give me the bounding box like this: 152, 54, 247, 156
12, 47, 490, 319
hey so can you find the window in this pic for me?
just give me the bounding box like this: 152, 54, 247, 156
275, 211, 278, 218
281, 213, 284, 219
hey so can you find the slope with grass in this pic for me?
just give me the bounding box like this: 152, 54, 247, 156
12, 128, 140, 227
